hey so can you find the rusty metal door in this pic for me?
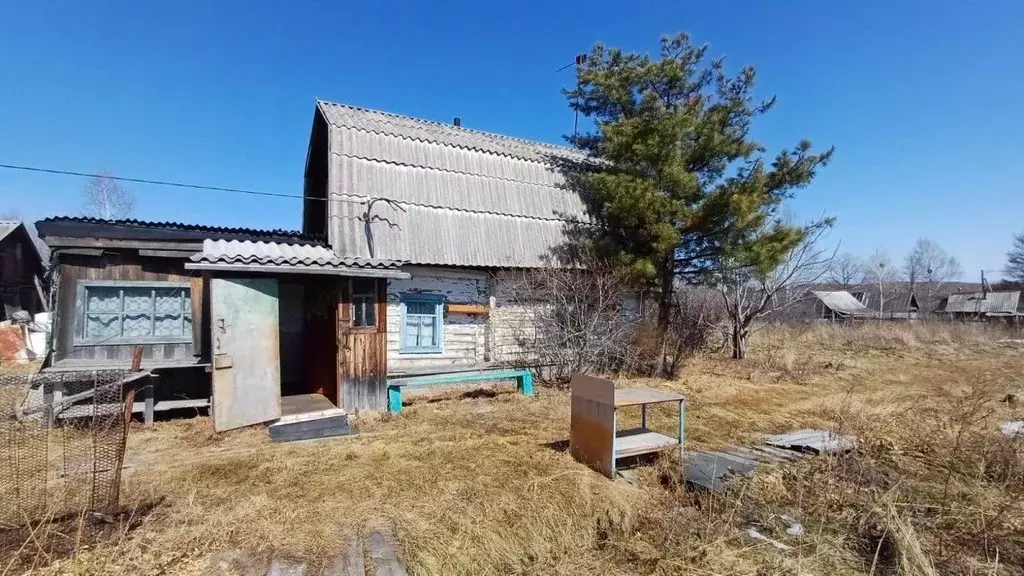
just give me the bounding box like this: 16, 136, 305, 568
338, 278, 388, 411
211, 277, 281, 431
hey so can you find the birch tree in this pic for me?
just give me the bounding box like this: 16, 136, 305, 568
903, 238, 962, 312
82, 174, 135, 219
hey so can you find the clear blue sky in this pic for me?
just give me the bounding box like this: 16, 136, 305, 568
1, 0, 1021, 278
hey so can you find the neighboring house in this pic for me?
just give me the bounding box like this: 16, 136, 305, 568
849, 285, 919, 320
938, 290, 1022, 320
0, 220, 46, 320
302, 100, 588, 374
807, 291, 871, 321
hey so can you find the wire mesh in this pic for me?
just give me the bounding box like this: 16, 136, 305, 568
0, 370, 131, 527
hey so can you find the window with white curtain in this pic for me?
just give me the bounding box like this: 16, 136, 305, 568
77, 281, 193, 344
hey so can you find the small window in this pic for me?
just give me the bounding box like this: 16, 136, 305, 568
400, 294, 443, 353
352, 279, 376, 328
77, 282, 193, 344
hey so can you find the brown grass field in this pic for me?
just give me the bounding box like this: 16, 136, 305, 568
3, 323, 1024, 575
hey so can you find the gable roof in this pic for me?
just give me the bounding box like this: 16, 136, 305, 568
811, 291, 870, 315
310, 100, 590, 268
943, 291, 1021, 315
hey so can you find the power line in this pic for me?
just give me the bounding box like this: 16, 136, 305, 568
0, 162, 309, 201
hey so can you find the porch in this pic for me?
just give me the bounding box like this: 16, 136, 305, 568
185, 239, 409, 433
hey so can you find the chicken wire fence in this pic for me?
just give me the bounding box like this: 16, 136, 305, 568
0, 370, 133, 527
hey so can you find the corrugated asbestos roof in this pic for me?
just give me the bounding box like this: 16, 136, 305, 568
36, 216, 316, 244
191, 239, 403, 270
315, 100, 591, 268
811, 291, 870, 315
943, 291, 1021, 314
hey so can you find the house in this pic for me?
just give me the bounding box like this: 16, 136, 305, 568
36, 100, 591, 431
807, 291, 871, 321
301, 100, 588, 374
939, 291, 1022, 320
0, 220, 46, 320
849, 285, 920, 319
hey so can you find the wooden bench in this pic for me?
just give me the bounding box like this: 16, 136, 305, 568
386, 368, 534, 413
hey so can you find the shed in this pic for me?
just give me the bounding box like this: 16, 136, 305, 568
0, 221, 46, 320
940, 291, 1022, 319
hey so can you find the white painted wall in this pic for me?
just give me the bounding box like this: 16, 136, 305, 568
386, 267, 489, 373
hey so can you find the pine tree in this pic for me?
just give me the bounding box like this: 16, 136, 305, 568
565, 33, 833, 364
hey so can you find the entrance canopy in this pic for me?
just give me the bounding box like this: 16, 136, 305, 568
185, 239, 410, 279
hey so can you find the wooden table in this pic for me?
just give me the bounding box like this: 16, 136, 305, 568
569, 375, 686, 478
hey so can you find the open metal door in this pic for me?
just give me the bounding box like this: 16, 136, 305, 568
211, 277, 281, 431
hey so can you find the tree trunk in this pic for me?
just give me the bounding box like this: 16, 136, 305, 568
654, 258, 675, 376
731, 325, 749, 360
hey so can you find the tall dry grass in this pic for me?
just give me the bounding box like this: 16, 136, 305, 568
2, 322, 1021, 574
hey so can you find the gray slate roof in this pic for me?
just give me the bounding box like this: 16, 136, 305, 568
943, 291, 1021, 315
811, 291, 870, 315
314, 100, 590, 268
190, 239, 406, 276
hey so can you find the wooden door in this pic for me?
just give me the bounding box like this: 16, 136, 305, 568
338, 278, 388, 411
211, 277, 281, 431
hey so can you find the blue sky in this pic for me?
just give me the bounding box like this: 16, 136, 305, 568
0, 0, 1021, 278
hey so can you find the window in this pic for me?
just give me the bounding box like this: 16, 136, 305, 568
400, 294, 443, 353
351, 279, 376, 328
77, 281, 193, 344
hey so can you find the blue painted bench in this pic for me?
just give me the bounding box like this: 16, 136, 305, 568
386, 368, 534, 413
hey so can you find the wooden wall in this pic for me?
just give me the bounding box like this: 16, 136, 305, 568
385, 267, 488, 373
0, 229, 45, 317
52, 252, 205, 368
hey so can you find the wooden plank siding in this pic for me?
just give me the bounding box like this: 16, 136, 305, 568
52, 252, 205, 367
385, 267, 488, 373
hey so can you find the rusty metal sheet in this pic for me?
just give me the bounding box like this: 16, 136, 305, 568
211, 277, 281, 431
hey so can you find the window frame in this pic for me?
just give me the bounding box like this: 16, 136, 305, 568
350, 279, 377, 330
398, 293, 444, 354
74, 280, 194, 346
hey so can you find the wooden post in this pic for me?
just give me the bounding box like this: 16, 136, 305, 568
33, 275, 49, 313
143, 384, 154, 427
641, 404, 647, 430
678, 399, 685, 462
43, 379, 54, 428
131, 345, 143, 372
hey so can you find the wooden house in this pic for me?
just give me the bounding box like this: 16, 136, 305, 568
0, 220, 46, 320
36, 101, 592, 433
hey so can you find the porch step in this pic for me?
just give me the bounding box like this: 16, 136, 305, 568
268, 408, 353, 443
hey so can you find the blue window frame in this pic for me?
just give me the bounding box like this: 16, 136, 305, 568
399, 294, 443, 353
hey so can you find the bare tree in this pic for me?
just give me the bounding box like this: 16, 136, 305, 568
1004, 232, 1024, 284
829, 252, 862, 289
0, 210, 21, 220
904, 238, 962, 313
82, 174, 135, 219
862, 248, 896, 315
718, 222, 836, 359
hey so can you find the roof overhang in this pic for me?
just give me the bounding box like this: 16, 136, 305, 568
184, 261, 410, 279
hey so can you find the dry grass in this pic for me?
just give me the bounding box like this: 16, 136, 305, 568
3, 322, 1024, 574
